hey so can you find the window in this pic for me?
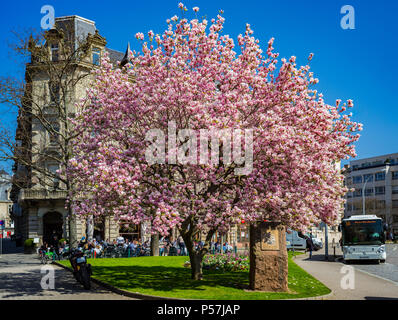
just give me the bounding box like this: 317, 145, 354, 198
393, 215, 398, 223
92, 47, 101, 66
392, 186, 398, 194
49, 122, 60, 144
237, 225, 250, 243
49, 81, 60, 103
363, 174, 373, 183
375, 186, 385, 195
119, 221, 140, 241
393, 200, 398, 209
47, 163, 60, 189
353, 176, 362, 184
375, 200, 385, 209
365, 188, 374, 196
392, 172, 398, 180
375, 172, 385, 181
353, 189, 362, 197
51, 43, 59, 62
353, 203, 362, 211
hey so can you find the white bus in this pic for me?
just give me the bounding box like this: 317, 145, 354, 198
340, 215, 387, 264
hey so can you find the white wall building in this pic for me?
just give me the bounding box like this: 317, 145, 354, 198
343, 152, 398, 239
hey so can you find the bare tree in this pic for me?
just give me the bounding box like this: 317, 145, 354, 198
0, 24, 106, 246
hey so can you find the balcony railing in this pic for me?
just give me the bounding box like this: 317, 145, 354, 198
19, 188, 68, 201
19, 189, 88, 202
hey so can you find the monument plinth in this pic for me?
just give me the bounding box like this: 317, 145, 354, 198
249, 221, 288, 292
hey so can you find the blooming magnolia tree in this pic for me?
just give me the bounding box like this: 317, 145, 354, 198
67, 4, 361, 280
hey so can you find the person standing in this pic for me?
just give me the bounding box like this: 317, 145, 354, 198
306, 235, 314, 259
177, 236, 186, 256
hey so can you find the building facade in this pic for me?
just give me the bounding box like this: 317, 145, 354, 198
11, 15, 153, 245
0, 171, 13, 238
343, 152, 398, 239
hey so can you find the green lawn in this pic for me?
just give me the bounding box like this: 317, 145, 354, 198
59, 252, 330, 300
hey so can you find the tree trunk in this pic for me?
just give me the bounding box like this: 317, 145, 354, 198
68, 212, 78, 248
150, 233, 159, 256
182, 234, 204, 280
189, 250, 204, 280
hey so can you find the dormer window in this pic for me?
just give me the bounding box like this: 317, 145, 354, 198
51, 43, 59, 62
92, 47, 101, 65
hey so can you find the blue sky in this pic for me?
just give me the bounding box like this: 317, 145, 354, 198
0, 0, 397, 172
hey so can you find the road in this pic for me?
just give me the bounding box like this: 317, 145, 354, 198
294, 245, 398, 300
0, 239, 135, 300
344, 244, 398, 284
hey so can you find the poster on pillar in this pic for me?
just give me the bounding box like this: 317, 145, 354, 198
260, 228, 280, 251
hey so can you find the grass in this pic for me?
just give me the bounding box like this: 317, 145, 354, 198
58, 251, 330, 300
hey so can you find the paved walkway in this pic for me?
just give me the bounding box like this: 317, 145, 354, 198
0, 239, 135, 300
294, 249, 398, 300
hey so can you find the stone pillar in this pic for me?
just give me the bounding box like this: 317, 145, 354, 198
249, 221, 288, 292
28, 208, 39, 239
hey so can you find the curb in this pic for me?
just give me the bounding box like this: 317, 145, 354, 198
287, 291, 334, 300
52, 261, 180, 300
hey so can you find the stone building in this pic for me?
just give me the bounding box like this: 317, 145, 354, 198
11, 15, 151, 245
0, 171, 13, 238
343, 152, 398, 239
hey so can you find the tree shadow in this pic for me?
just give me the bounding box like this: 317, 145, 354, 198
91, 265, 249, 293
0, 265, 112, 298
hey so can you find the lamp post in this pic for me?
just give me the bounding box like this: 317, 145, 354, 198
362, 175, 372, 215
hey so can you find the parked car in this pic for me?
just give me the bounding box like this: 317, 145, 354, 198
286, 229, 307, 250
310, 236, 323, 251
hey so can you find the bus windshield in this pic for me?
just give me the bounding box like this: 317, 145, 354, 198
342, 219, 384, 246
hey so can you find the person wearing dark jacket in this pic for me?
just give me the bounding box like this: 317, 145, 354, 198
306, 236, 314, 259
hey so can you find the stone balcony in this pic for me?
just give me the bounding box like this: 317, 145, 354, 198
19, 188, 68, 201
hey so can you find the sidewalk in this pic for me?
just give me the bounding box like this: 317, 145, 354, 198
294, 250, 398, 300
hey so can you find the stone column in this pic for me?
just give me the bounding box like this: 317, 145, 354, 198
249, 221, 288, 292
28, 208, 39, 239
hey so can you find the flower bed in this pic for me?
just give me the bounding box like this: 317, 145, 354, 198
202, 253, 249, 272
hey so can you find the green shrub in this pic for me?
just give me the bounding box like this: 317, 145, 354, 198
59, 238, 68, 245
24, 238, 35, 248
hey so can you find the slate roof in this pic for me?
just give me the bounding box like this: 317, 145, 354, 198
106, 48, 125, 65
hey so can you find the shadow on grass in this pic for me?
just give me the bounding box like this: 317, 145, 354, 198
91, 265, 249, 293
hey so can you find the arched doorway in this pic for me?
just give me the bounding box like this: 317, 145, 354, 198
43, 211, 63, 244
93, 216, 105, 241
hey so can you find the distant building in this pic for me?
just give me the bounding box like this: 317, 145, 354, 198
0, 170, 13, 237
343, 152, 398, 239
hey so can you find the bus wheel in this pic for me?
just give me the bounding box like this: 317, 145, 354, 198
380, 259, 386, 263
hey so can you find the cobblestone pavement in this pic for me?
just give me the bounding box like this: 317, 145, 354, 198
0, 239, 135, 300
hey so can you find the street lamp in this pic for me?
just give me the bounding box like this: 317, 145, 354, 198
362, 166, 389, 216
362, 175, 373, 215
